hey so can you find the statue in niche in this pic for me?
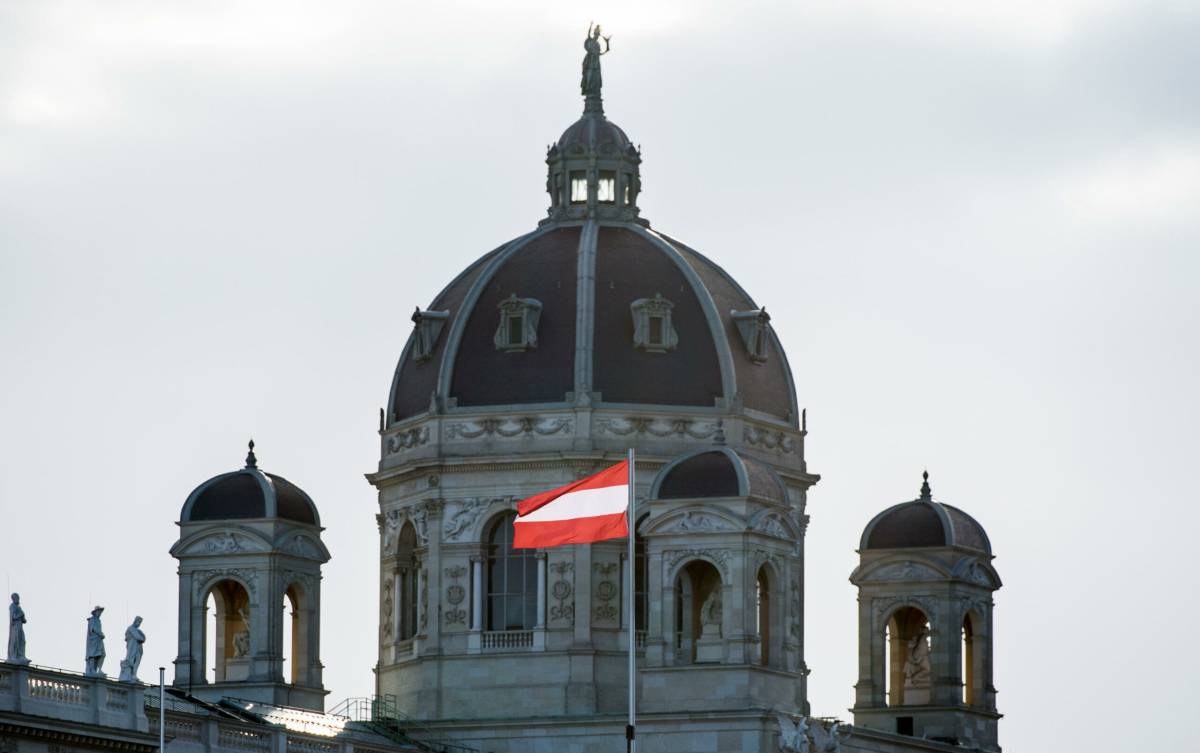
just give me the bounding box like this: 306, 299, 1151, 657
581, 23, 611, 98
8, 593, 28, 664
904, 626, 932, 687
700, 587, 723, 628
118, 616, 145, 683
84, 606, 106, 676
233, 607, 251, 658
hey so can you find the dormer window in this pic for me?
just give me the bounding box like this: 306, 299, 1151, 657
494, 294, 542, 351
597, 171, 616, 203
630, 293, 678, 353
570, 172, 588, 203
731, 308, 771, 363
410, 307, 450, 363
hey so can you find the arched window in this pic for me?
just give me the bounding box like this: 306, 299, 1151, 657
962, 613, 976, 706
205, 579, 251, 683
634, 514, 648, 632
282, 589, 297, 683
396, 522, 419, 640
486, 512, 537, 630
885, 606, 932, 706
756, 566, 770, 667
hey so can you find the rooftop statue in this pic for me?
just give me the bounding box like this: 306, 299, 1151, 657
7, 593, 29, 665
118, 616, 145, 683
581, 22, 611, 99
84, 606, 106, 677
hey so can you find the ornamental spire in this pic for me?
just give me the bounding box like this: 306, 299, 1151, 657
245, 438, 258, 469
919, 470, 932, 499
581, 22, 611, 116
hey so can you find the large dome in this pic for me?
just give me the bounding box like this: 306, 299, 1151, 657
387, 224, 797, 424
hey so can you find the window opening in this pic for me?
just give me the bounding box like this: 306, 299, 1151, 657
598, 171, 616, 203
570, 172, 588, 203
487, 513, 537, 630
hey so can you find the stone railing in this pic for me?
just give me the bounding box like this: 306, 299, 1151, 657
217, 724, 272, 752
636, 630, 647, 649
481, 630, 534, 649
0, 661, 147, 732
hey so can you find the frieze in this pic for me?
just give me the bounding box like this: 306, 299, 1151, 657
752, 513, 792, 541
592, 562, 619, 623
864, 561, 941, 582
443, 497, 514, 542
664, 548, 732, 578
281, 533, 323, 560
595, 416, 720, 440
385, 425, 430, 455
381, 577, 394, 640
658, 511, 735, 534
443, 565, 468, 627
192, 568, 258, 599
444, 416, 572, 440
872, 595, 938, 627
549, 561, 575, 625
743, 425, 796, 454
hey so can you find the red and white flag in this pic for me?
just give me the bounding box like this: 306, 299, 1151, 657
513, 460, 629, 548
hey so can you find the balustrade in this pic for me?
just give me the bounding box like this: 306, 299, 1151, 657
481, 630, 534, 649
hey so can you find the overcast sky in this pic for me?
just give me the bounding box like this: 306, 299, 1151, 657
2, 1, 1197, 750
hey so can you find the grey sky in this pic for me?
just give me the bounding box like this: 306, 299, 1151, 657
2, 2, 1197, 750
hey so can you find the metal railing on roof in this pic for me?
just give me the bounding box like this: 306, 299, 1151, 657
328, 695, 477, 753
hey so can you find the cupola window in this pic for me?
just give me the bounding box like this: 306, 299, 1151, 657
597, 171, 616, 203
494, 294, 543, 351
410, 307, 450, 363
630, 293, 679, 353
731, 308, 771, 363
570, 172, 588, 203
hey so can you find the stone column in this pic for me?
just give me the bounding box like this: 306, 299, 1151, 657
645, 551, 664, 667
423, 500, 444, 647
620, 554, 629, 630
536, 553, 547, 628
470, 557, 483, 631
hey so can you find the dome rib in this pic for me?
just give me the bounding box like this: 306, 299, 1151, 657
630, 226, 737, 406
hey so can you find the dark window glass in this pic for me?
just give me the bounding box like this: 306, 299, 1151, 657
508, 315, 524, 345
648, 316, 664, 344
486, 513, 537, 630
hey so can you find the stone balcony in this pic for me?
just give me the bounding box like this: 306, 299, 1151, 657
0, 660, 148, 733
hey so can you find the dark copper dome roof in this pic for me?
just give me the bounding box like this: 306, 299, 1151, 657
556, 113, 632, 152
180, 443, 319, 526
387, 224, 798, 424
859, 475, 990, 554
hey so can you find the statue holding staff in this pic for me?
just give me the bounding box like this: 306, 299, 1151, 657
581, 22, 611, 98
84, 606, 106, 676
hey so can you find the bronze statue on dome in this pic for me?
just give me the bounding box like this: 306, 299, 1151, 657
581, 23, 611, 99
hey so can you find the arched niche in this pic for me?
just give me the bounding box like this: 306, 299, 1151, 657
884, 606, 932, 707
205, 579, 252, 683
674, 560, 723, 665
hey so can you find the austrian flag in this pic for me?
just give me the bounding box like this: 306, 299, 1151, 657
513, 460, 630, 548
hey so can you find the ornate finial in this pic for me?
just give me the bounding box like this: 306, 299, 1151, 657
245, 439, 258, 469
920, 470, 931, 499
581, 22, 611, 115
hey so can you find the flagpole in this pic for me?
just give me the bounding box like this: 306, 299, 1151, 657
627, 447, 636, 753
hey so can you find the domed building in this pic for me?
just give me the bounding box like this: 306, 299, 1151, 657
0, 30, 1003, 753
370, 33, 814, 753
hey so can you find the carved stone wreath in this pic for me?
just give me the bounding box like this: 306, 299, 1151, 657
549, 561, 575, 625
743, 425, 796, 454
386, 425, 430, 455
445, 417, 572, 440
443, 565, 468, 627
593, 562, 619, 623
595, 417, 720, 439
